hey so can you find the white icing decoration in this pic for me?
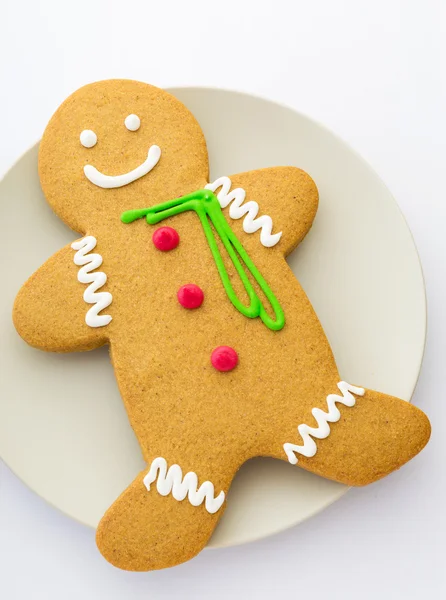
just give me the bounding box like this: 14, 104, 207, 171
83, 145, 161, 188
125, 114, 140, 131
205, 176, 282, 248
283, 381, 365, 465
80, 129, 97, 148
143, 457, 225, 515
71, 236, 112, 328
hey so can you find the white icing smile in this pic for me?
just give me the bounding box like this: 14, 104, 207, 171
84, 145, 161, 189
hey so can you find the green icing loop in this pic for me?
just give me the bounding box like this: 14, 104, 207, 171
121, 189, 285, 331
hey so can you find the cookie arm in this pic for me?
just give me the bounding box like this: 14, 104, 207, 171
206, 167, 319, 257
13, 241, 111, 352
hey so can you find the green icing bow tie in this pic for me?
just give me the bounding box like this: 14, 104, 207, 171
121, 189, 285, 332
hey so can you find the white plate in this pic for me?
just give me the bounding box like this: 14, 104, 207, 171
0, 87, 426, 548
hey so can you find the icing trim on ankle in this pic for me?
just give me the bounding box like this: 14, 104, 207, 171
283, 381, 365, 464
143, 457, 225, 514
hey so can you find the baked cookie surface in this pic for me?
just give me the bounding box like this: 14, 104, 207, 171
13, 80, 430, 571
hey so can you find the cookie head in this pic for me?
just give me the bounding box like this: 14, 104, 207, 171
38, 79, 208, 232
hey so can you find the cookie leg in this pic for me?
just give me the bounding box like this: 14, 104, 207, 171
96, 456, 234, 571
273, 383, 431, 486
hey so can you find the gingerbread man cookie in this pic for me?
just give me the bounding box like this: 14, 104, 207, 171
13, 80, 431, 571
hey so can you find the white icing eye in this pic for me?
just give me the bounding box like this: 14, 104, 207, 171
125, 114, 140, 131
80, 130, 97, 148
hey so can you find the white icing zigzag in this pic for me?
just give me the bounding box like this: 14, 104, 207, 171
143, 457, 225, 514
71, 236, 112, 328
205, 176, 282, 248
283, 381, 365, 465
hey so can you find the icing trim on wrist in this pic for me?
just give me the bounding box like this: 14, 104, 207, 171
205, 176, 282, 248
71, 236, 112, 328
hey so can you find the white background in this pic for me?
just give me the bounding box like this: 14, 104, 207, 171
1, 1, 445, 598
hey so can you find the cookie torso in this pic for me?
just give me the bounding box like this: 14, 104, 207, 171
94, 206, 338, 476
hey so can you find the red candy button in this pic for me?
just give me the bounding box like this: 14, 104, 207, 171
152, 227, 179, 251
211, 346, 238, 372
177, 284, 204, 309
